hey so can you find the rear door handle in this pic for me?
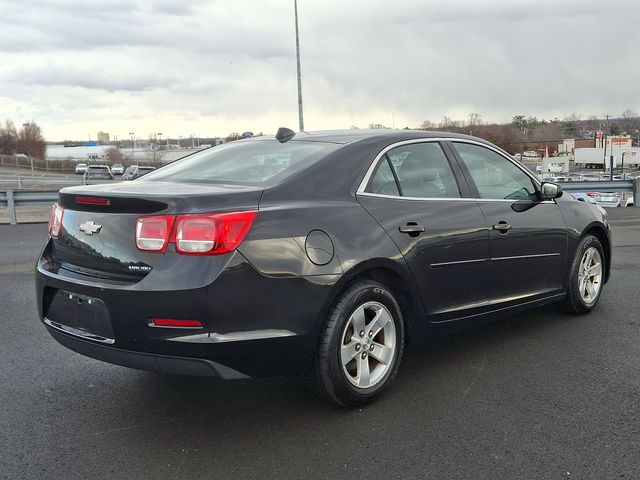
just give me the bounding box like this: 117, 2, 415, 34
399, 223, 426, 236
492, 222, 512, 233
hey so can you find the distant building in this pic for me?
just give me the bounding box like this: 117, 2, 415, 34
97, 131, 110, 144
46, 145, 111, 161
559, 138, 595, 155
596, 134, 632, 150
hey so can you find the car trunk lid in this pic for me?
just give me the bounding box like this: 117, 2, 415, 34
52, 181, 263, 280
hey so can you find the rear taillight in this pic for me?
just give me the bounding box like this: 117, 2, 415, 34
135, 211, 256, 255
135, 215, 175, 252
175, 211, 257, 255
586, 192, 597, 197
49, 203, 64, 238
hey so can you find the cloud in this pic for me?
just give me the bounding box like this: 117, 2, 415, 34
1, 0, 639, 140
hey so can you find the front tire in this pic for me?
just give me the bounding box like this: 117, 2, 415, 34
559, 234, 605, 315
309, 280, 405, 407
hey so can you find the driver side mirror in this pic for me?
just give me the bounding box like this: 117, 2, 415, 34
540, 182, 563, 200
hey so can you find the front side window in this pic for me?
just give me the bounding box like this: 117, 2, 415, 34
366, 142, 460, 198
452, 142, 538, 201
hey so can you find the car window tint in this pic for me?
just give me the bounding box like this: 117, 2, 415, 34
368, 157, 400, 196
389, 143, 460, 198
453, 142, 537, 201
366, 143, 460, 198
141, 140, 339, 185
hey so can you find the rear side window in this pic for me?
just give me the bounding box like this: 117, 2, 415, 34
366, 142, 460, 198
141, 140, 339, 185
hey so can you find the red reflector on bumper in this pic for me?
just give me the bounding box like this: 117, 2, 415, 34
149, 318, 203, 328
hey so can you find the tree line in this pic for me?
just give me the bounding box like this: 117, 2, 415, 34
365, 109, 640, 155
0, 120, 46, 159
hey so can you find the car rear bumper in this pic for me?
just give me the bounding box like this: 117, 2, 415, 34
35, 247, 338, 378
45, 325, 250, 379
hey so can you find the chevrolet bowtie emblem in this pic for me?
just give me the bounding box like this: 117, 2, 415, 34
79, 221, 102, 236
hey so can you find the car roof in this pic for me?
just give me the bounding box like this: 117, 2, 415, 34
247, 129, 488, 145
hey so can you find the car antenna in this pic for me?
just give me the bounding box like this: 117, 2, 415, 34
275, 127, 296, 143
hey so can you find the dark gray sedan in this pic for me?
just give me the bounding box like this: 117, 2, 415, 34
36, 129, 610, 406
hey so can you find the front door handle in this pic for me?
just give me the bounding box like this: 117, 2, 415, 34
492, 222, 512, 233
399, 223, 426, 236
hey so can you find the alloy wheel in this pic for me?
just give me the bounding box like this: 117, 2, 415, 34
340, 301, 397, 389
578, 246, 602, 304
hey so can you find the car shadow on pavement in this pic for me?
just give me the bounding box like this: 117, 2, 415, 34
36, 302, 597, 480
116, 302, 579, 417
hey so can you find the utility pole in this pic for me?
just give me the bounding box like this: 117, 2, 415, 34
603, 134, 607, 173
294, 0, 304, 132
604, 114, 611, 134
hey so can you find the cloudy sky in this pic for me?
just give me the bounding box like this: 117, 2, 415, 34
1, 0, 639, 141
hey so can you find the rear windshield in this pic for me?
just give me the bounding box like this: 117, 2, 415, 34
88, 166, 109, 171
140, 140, 339, 185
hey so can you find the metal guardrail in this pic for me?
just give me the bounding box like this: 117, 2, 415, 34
0, 177, 113, 188
0, 190, 59, 225
556, 179, 638, 193
557, 178, 638, 207
2, 178, 639, 225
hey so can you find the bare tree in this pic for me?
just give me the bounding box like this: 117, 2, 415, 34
439, 116, 454, 128
105, 147, 126, 165
586, 115, 600, 132
146, 146, 166, 166
17, 121, 46, 159
619, 108, 639, 134
419, 119, 435, 130
438, 116, 464, 130
467, 112, 482, 127
0, 120, 18, 154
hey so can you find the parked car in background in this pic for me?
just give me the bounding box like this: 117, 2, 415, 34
75, 163, 88, 175
585, 192, 621, 208
122, 165, 155, 181
111, 164, 125, 175
570, 193, 598, 204
36, 129, 611, 406
547, 163, 563, 173
83, 165, 113, 181
579, 175, 601, 182
626, 196, 634, 207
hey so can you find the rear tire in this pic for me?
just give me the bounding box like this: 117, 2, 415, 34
309, 280, 405, 407
558, 234, 605, 315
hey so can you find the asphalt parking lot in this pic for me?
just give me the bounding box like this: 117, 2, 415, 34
1, 211, 639, 480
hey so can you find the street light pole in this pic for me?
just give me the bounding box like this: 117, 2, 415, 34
294, 0, 304, 132
22, 123, 34, 175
